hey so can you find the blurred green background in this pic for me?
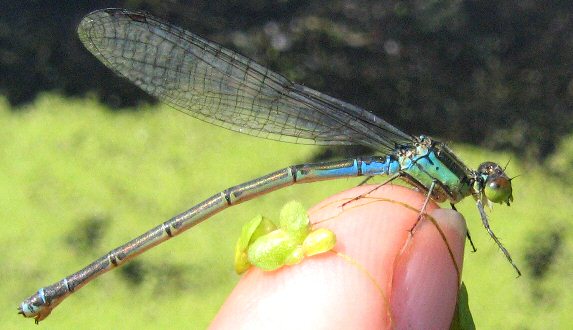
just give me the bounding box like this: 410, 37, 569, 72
1, 1, 572, 329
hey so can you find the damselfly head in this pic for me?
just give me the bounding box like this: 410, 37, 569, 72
477, 162, 514, 206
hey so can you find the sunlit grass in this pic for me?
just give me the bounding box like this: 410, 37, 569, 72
1, 94, 570, 328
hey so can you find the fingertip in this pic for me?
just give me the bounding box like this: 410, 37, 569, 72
211, 254, 389, 329
430, 209, 468, 247
391, 208, 466, 329
212, 186, 467, 329
213, 185, 421, 329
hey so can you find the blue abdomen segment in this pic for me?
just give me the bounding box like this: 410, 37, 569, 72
362, 155, 400, 176
295, 156, 397, 183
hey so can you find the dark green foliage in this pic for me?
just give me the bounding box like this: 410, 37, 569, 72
450, 283, 476, 330
120, 260, 147, 286
1, 1, 571, 158
65, 215, 109, 254
524, 226, 563, 279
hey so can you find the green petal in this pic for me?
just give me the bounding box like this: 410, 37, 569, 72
234, 215, 277, 274
279, 201, 310, 242
284, 246, 305, 266
247, 230, 298, 271
303, 228, 336, 257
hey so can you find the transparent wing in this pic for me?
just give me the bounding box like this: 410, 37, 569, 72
77, 8, 412, 152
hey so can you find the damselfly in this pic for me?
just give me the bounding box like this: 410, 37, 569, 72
19, 8, 519, 323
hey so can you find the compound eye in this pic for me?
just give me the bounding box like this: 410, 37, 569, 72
484, 175, 513, 205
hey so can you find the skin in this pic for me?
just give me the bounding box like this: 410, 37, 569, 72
210, 185, 467, 330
